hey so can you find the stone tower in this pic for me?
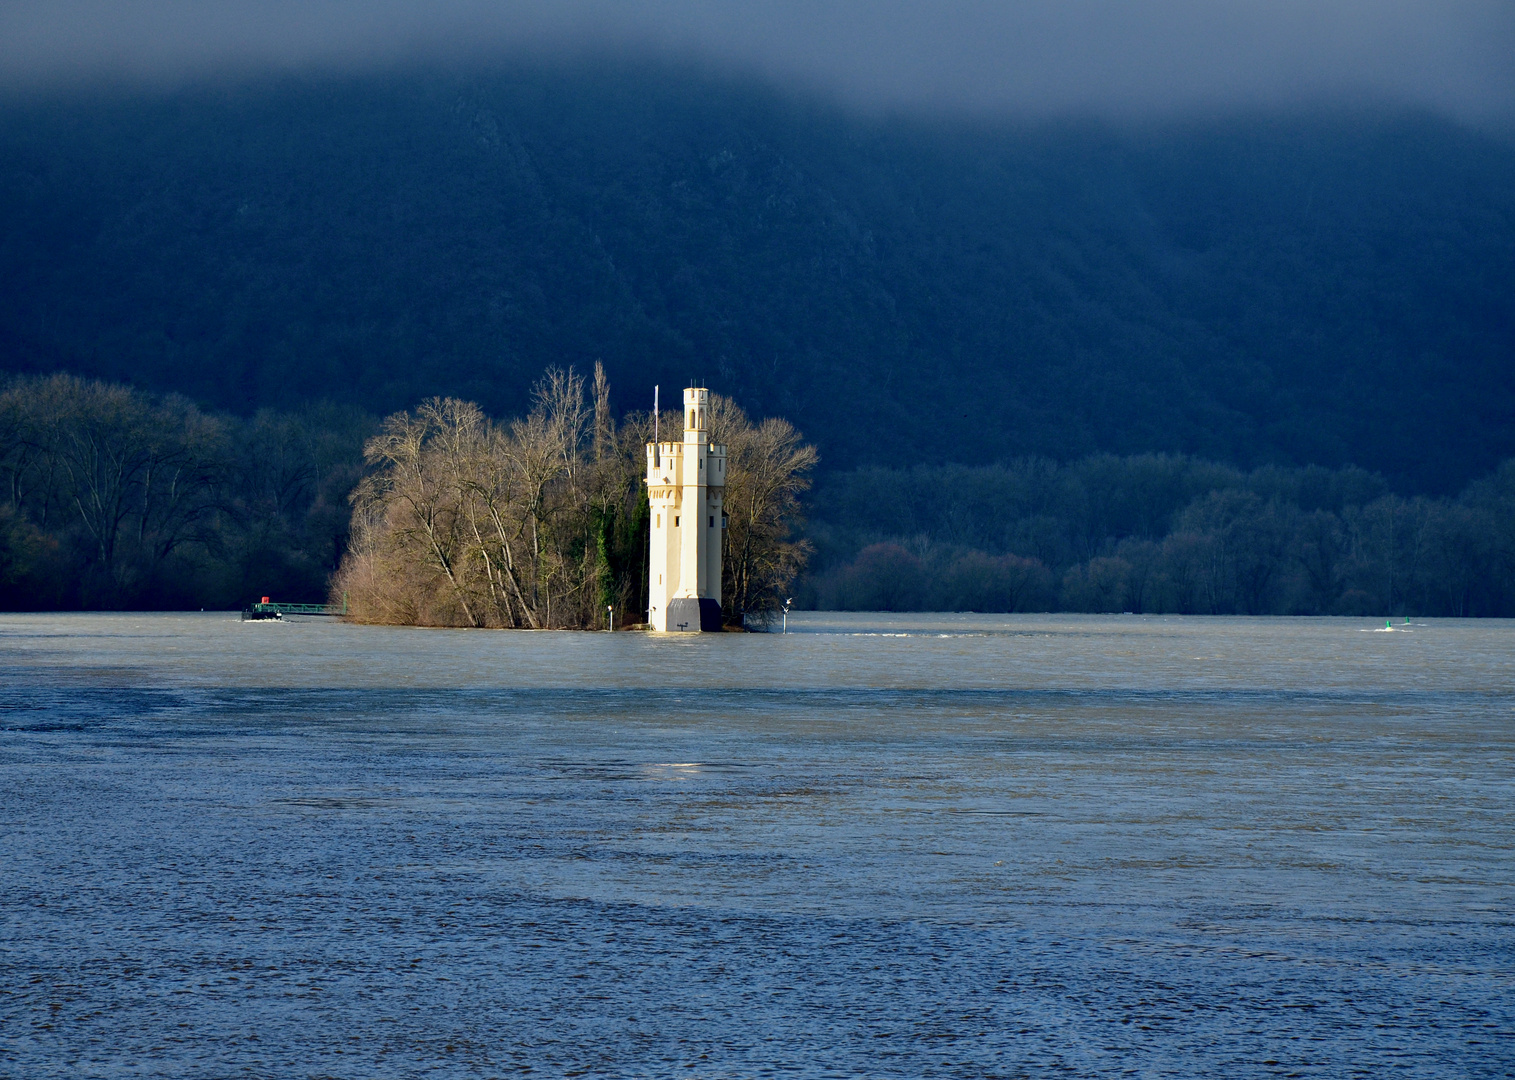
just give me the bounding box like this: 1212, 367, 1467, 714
646, 386, 726, 631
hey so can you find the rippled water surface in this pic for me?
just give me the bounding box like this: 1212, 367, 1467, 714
2, 612, 1512, 1077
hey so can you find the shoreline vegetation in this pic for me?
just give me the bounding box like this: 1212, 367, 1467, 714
0, 369, 818, 628
804, 456, 1515, 618
1, 371, 1511, 620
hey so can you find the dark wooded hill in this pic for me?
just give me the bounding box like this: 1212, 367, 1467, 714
2, 62, 1512, 492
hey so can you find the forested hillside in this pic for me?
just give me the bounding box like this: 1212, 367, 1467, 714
2, 62, 1512, 494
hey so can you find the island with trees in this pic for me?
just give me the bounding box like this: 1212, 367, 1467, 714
335, 365, 815, 628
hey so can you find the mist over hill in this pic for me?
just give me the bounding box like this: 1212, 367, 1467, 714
1, 63, 1512, 492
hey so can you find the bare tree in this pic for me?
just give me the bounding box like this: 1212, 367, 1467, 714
0, 375, 226, 600
710, 395, 818, 620
350, 399, 481, 625
339, 369, 622, 629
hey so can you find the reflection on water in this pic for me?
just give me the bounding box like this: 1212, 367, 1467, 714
1, 612, 1511, 1076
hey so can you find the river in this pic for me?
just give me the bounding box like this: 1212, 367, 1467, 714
2, 612, 1511, 1076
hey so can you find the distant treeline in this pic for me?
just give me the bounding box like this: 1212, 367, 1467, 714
0, 374, 372, 610
803, 457, 1515, 617
4, 373, 1512, 618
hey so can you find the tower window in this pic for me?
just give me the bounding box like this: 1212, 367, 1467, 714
655, 514, 660, 527
675, 516, 680, 527
709, 516, 714, 527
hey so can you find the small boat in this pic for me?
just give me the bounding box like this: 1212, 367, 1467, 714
241, 594, 347, 620
242, 596, 282, 621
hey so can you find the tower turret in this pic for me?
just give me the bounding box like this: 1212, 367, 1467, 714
646, 385, 725, 631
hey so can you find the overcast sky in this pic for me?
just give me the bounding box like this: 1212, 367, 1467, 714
1, 1, 1511, 122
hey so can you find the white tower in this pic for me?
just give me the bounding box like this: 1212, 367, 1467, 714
646, 386, 726, 631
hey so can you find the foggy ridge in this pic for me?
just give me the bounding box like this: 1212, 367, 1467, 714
1, 63, 1513, 492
